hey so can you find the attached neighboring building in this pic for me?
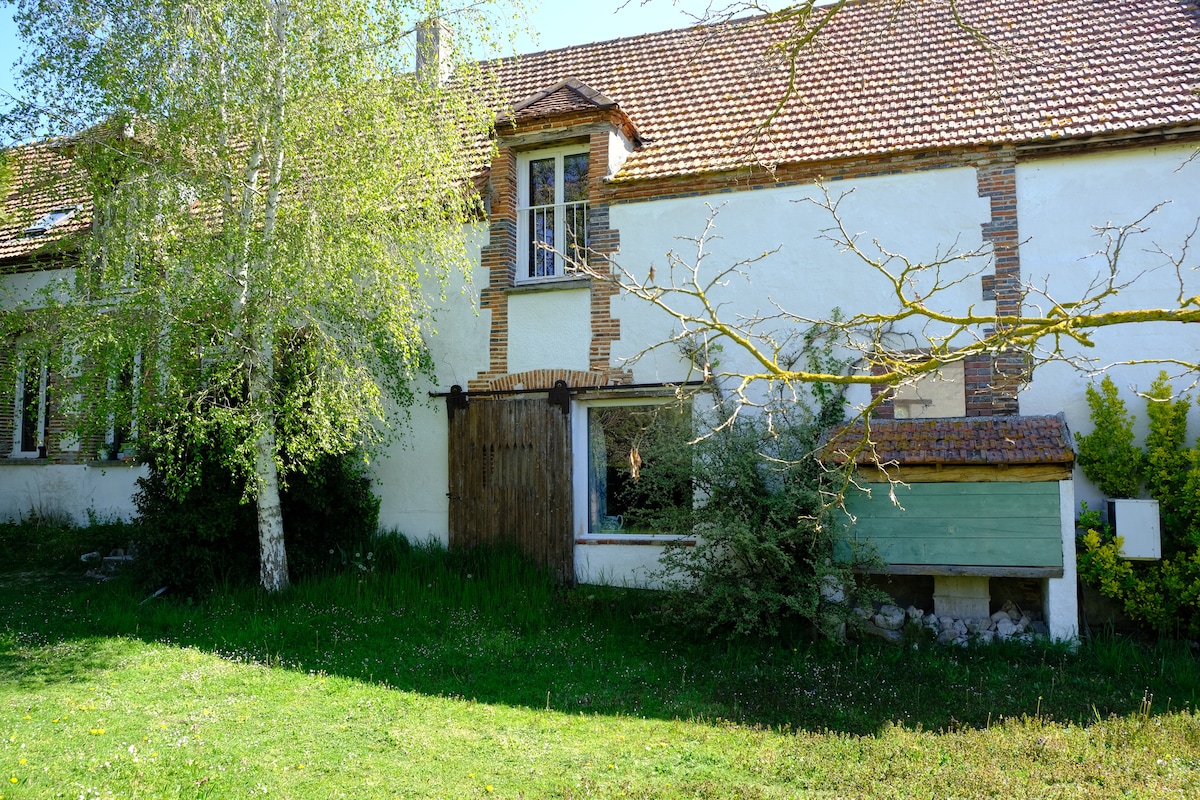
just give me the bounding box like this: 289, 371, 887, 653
4, 0, 1200, 639
1, 141, 149, 520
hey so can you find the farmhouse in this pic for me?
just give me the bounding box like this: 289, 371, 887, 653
4, 0, 1200, 640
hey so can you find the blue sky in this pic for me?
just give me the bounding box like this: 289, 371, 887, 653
0, 0, 722, 122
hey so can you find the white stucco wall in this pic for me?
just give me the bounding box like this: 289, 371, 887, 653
0, 268, 73, 309
574, 542, 677, 588
0, 463, 146, 523
1016, 143, 1200, 509
507, 287, 591, 374
608, 168, 993, 409
370, 233, 492, 542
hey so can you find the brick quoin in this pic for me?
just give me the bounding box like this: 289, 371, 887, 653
973, 149, 1023, 416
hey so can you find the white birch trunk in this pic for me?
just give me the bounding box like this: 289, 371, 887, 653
252, 323, 288, 592
253, 0, 291, 593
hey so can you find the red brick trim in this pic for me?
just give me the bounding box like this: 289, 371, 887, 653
486, 369, 611, 392
473, 109, 632, 392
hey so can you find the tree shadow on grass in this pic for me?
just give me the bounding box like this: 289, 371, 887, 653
2, 568, 1198, 735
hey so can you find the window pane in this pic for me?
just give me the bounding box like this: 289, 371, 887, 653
563, 153, 589, 203
528, 205, 555, 278
529, 157, 555, 207
565, 202, 588, 269
587, 404, 692, 534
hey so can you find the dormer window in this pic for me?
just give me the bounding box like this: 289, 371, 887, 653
517, 147, 589, 282
25, 205, 80, 236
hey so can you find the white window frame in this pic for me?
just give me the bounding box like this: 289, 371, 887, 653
571, 395, 695, 541
516, 146, 590, 283
11, 346, 48, 459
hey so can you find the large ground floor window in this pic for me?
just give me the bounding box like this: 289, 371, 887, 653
584, 401, 692, 535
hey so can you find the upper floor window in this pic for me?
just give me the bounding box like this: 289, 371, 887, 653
517, 147, 589, 282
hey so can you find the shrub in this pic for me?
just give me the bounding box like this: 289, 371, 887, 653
1076, 374, 1200, 636
1074, 375, 1143, 498
1142, 374, 1197, 551
133, 438, 259, 594
134, 437, 380, 596
1078, 503, 1200, 637
653, 401, 871, 639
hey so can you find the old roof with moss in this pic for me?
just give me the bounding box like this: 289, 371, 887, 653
823, 415, 1076, 467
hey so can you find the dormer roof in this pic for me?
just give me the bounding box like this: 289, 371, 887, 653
503, 77, 617, 122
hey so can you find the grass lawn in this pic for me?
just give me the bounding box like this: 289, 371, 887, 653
2, 542, 1200, 798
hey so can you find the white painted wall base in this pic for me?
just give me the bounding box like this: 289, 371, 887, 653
0, 463, 146, 524
574, 541, 678, 588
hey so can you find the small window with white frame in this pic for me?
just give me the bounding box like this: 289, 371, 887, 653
11, 345, 48, 458
516, 146, 589, 282
575, 399, 693, 536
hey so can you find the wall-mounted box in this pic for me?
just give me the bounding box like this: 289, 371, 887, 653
1107, 498, 1162, 560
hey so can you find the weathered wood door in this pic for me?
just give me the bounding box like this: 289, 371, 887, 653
447, 397, 574, 584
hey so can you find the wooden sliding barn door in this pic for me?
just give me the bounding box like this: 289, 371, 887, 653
447, 397, 574, 584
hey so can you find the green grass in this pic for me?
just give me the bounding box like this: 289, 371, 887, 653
2, 541, 1200, 797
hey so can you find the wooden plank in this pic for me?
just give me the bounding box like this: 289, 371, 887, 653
857, 464, 1072, 483
845, 481, 1063, 568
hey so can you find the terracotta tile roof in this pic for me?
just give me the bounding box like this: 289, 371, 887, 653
0, 143, 91, 266
823, 415, 1075, 467
6, 0, 1200, 262
489, 0, 1200, 182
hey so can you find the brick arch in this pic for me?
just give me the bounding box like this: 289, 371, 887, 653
487, 369, 612, 392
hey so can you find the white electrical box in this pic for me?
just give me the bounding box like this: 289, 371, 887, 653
1107, 498, 1162, 560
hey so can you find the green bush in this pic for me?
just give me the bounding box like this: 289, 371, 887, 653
1078, 504, 1200, 637
134, 437, 380, 596
1142, 374, 1197, 550
1077, 373, 1200, 636
133, 438, 260, 594
653, 401, 870, 639
1074, 376, 1143, 498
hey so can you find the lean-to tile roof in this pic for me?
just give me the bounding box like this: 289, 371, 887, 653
824, 415, 1076, 467
490, 0, 1200, 181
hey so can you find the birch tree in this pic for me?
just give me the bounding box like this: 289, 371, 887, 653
3, 0, 507, 591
